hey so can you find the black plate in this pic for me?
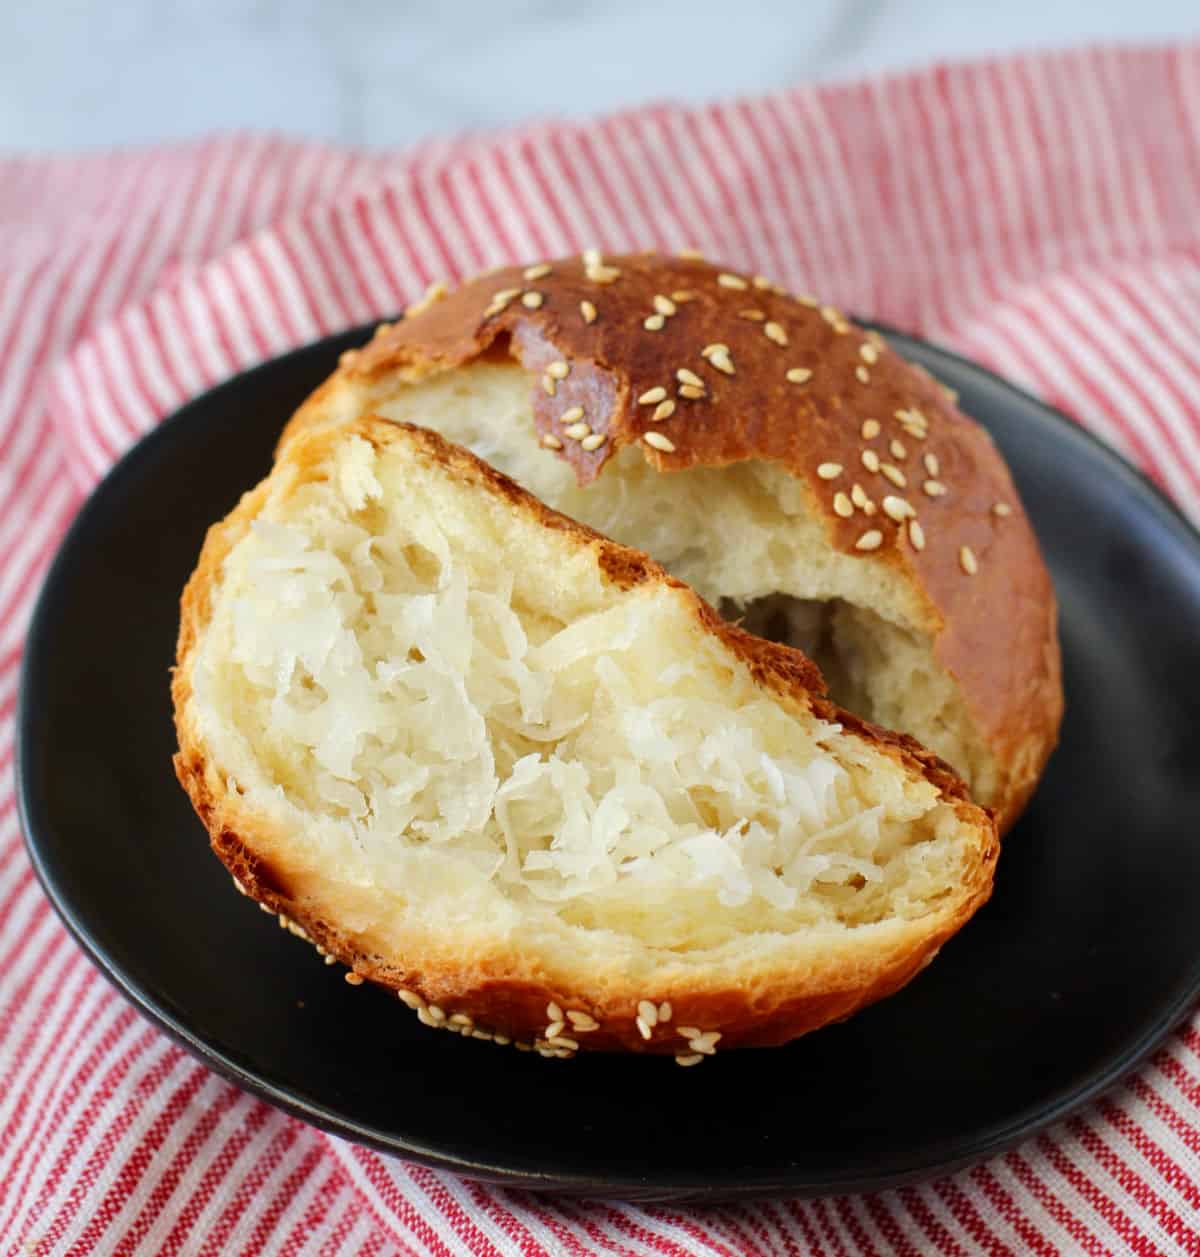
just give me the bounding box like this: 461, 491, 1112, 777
17, 324, 1200, 1201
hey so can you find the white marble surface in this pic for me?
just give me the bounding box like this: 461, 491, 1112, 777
2, 0, 1197, 152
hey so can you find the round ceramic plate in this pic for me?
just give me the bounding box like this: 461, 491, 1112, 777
18, 324, 1200, 1201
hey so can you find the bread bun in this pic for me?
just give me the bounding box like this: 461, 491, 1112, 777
174, 418, 997, 1060
282, 252, 1062, 830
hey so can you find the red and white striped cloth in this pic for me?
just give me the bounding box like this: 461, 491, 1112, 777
3, 42, 1200, 1256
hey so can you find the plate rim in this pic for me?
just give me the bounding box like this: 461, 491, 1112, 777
16, 320, 1200, 1200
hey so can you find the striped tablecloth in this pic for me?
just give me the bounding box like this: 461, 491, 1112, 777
3, 42, 1200, 1256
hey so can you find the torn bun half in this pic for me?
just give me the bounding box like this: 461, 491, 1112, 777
174, 418, 998, 1061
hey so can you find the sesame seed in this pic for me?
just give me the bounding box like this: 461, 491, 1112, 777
541, 376, 557, 397
644, 313, 666, 331
700, 342, 729, 359
861, 449, 881, 472
564, 422, 591, 440
671, 289, 696, 303
764, 321, 788, 346
863, 500, 878, 515
417, 1007, 441, 1028
796, 294, 819, 307
568, 1011, 599, 1031
587, 265, 621, 284
908, 519, 926, 551
944, 386, 959, 402
676, 1053, 704, 1067
924, 452, 940, 477
960, 546, 979, 575
397, 989, 425, 1009
833, 491, 854, 517
751, 275, 771, 290
652, 399, 676, 422
678, 385, 706, 399
923, 480, 947, 497
581, 432, 606, 451
850, 483, 869, 508
324, 955, 336, 965
676, 1026, 702, 1039
524, 263, 552, 280
636, 1016, 652, 1040
881, 464, 907, 488
855, 530, 884, 551
561, 405, 585, 423
339, 349, 358, 366
582, 248, 602, 268
689, 1031, 722, 1054
709, 351, 735, 376
897, 407, 929, 432
580, 300, 598, 324
548, 1035, 580, 1050
882, 495, 913, 522
494, 1034, 511, 1045
718, 273, 748, 290
545, 1020, 565, 1040
820, 304, 841, 323
653, 294, 677, 316
860, 342, 879, 364
638, 1000, 659, 1027
449, 1013, 473, 1028
861, 419, 881, 440
817, 462, 843, 480
471, 1029, 494, 1041
856, 366, 870, 384
678, 247, 705, 260
643, 431, 676, 452
345, 972, 364, 986
833, 320, 851, 335
546, 360, 569, 379
492, 287, 521, 305
738, 308, 767, 321
658, 1002, 672, 1022
993, 502, 1012, 517
522, 291, 544, 309
676, 367, 705, 388
890, 439, 908, 460
786, 367, 813, 384
638, 387, 668, 405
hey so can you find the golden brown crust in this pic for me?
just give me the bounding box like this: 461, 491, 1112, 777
174, 417, 998, 1059
281, 253, 1061, 829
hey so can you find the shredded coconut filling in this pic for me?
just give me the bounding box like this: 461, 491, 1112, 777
193, 436, 971, 948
